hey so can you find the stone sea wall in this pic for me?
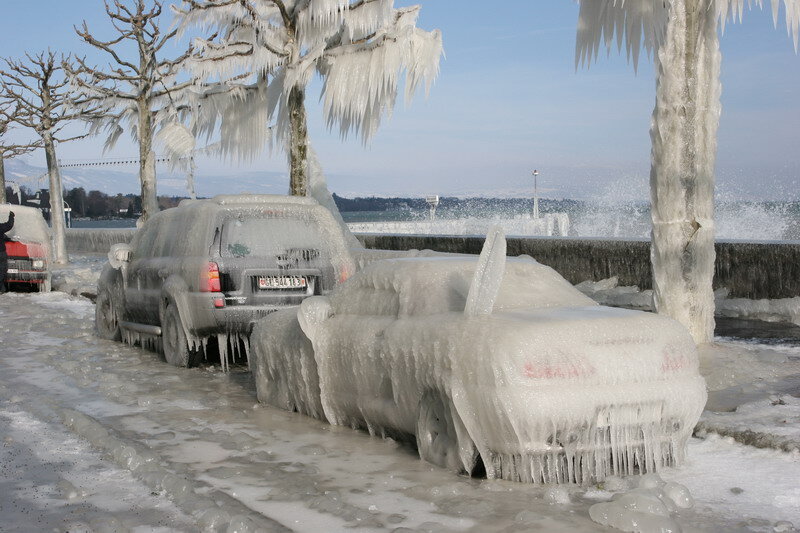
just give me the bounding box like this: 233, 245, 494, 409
64, 229, 800, 300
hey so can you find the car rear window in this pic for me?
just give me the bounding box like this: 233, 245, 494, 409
220, 216, 327, 260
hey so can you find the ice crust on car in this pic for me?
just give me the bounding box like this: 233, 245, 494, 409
251, 230, 707, 484
0, 204, 52, 259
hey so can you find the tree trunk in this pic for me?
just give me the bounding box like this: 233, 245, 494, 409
0, 156, 6, 204
43, 133, 69, 265
139, 103, 158, 221
288, 86, 309, 196
649, 0, 721, 344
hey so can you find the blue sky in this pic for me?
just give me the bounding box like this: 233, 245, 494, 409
1, 1, 798, 200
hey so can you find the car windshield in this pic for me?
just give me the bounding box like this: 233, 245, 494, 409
220, 216, 327, 260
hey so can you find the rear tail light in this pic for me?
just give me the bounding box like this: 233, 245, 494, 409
202, 262, 221, 292
338, 265, 352, 284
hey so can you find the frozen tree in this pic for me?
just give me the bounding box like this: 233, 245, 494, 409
575, 0, 799, 344
0, 104, 40, 203
173, 0, 442, 196
65, 0, 195, 221
0, 52, 97, 264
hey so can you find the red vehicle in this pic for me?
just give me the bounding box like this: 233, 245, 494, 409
1, 205, 51, 291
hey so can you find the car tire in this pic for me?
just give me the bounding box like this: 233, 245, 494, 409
95, 289, 121, 341
162, 303, 200, 368
416, 390, 473, 475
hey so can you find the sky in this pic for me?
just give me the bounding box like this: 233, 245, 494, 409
1, 1, 798, 200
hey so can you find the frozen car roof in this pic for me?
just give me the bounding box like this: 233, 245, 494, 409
133, 195, 355, 276
334, 256, 597, 316
0, 204, 51, 245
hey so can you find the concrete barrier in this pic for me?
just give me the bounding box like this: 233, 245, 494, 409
63, 229, 799, 300
66, 228, 137, 254
356, 234, 800, 300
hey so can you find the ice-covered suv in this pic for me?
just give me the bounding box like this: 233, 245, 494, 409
95, 194, 355, 368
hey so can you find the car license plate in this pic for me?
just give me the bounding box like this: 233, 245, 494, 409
258, 276, 306, 289
596, 402, 662, 427
6, 268, 18, 274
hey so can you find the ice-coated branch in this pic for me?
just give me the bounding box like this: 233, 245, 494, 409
0, 49, 100, 263
67, 0, 207, 221
74, 21, 138, 72
173, 0, 442, 186
0, 105, 41, 159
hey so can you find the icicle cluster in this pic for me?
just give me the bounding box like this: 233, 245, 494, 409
171, 0, 443, 159
576, 0, 800, 69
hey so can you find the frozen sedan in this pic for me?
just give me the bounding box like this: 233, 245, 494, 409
250, 231, 707, 484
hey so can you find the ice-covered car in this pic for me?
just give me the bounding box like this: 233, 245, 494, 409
1, 204, 51, 291
95, 194, 355, 368
251, 229, 707, 484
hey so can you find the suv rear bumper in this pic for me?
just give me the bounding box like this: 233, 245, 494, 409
185, 292, 307, 337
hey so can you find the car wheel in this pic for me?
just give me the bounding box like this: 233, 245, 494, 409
416, 391, 473, 474
162, 303, 200, 368
95, 289, 121, 341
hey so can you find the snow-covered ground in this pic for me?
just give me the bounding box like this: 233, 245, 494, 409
577, 277, 800, 327
0, 256, 797, 531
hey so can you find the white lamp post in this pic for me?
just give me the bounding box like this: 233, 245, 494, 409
532, 170, 540, 219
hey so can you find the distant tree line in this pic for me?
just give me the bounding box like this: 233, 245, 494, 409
5, 184, 187, 219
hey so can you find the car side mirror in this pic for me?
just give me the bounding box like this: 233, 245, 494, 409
298, 296, 332, 344
108, 243, 132, 270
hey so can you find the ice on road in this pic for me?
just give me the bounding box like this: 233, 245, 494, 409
1, 291, 799, 532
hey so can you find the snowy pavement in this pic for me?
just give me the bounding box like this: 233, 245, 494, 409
2, 291, 800, 532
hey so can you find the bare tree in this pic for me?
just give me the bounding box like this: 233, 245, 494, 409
0, 52, 95, 264
173, 0, 442, 196
65, 0, 195, 222
0, 104, 40, 203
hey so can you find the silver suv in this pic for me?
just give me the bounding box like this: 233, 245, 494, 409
95, 194, 355, 367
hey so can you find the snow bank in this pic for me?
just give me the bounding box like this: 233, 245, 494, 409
715, 289, 800, 326
577, 277, 800, 326
697, 394, 800, 453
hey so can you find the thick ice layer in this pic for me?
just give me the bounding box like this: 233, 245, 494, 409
252, 234, 707, 484
348, 212, 570, 237
715, 290, 800, 326
65, 228, 135, 253
0, 204, 51, 260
